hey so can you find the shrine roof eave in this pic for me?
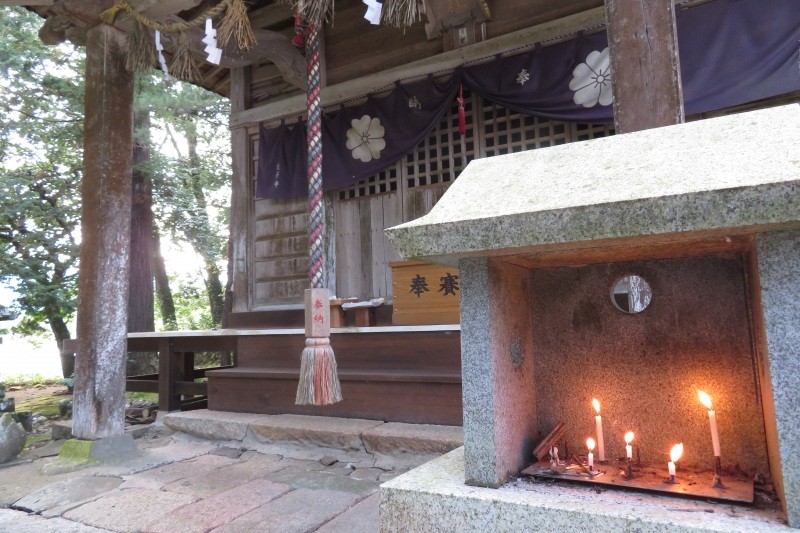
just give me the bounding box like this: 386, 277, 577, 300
385, 104, 800, 266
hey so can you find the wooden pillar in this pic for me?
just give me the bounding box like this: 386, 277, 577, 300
229, 67, 251, 313
72, 23, 134, 440
604, 0, 684, 133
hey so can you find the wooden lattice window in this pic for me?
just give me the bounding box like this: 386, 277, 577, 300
338, 166, 400, 200
479, 100, 571, 157
405, 88, 478, 189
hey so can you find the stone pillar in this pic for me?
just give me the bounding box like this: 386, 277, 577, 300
460, 257, 537, 488
72, 23, 134, 440
754, 229, 800, 527
604, 0, 684, 133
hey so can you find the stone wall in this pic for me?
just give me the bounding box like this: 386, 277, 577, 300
529, 253, 769, 473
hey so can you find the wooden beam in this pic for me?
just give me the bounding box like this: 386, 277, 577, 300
72, 23, 134, 440
249, 2, 293, 29
231, 6, 606, 126
604, 0, 684, 133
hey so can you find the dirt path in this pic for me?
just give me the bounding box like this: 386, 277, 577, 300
4, 384, 68, 405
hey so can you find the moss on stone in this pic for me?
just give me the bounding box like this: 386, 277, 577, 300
58, 438, 96, 461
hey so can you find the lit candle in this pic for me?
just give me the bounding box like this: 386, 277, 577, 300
668, 443, 684, 479
592, 398, 605, 461
587, 437, 596, 471
624, 431, 634, 459
698, 390, 721, 457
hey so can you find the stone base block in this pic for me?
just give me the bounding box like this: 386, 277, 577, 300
59, 434, 135, 461
162, 410, 263, 441
380, 448, 790, 533
249, 414, 383, 451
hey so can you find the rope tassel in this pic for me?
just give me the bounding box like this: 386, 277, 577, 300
126, 21, 156, 73
218, 0, 257, 50
296, 288, 342, 405
296, 24, 342, 406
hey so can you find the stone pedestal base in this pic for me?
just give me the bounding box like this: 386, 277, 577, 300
380, 449, 790, 532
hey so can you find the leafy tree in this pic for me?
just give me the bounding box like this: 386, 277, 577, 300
0, 8, 84, 376
137, 78, 231, 327
0, 9, 232, 379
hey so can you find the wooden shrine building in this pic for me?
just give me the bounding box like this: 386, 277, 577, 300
17, 0, 800, 441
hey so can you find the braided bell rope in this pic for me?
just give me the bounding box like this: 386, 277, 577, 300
101, 1, 228, 33
306, 24, 325, 290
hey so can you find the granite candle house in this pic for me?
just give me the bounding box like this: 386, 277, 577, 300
383, 104, 800, 531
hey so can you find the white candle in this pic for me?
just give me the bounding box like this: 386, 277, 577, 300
668, 443, 684, 479
698, 390, 721, 457
592, 399, 605, 461
624, 431, 634, 459
708, 410, 721, 457
586, 438, 596, 471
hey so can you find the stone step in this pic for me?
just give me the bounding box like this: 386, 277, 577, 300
162, 410, 462, 465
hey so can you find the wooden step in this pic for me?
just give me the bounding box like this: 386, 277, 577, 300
207, 367, 463, 425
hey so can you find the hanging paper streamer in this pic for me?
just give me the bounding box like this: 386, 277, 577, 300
203, 18, 223, 65
154, 30, 171, 81
363, 0, 383, 25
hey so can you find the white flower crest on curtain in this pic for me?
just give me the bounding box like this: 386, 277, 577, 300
569, 47, 613, 108
346, 115, 386, 162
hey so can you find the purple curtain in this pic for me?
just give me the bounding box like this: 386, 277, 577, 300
258, 0, 800, 199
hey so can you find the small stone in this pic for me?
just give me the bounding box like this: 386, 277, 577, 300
209, 446, 244, 459
11, 412, 32, 432
0, 414, 27, 464
0, 398, 15, 413
319, 455, 338, 466
349, 467, 383, 481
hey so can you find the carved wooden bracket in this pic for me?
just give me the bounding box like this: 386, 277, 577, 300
182, 27, 305, 89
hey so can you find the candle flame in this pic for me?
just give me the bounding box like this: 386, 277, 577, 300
670, 443, 684, 463
698, 390, 713, 409
586, 437, 596, 451
624, 431, 634, 445
592, 398, 601, 414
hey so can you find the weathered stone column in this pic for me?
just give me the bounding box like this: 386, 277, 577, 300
460, 257, 536, 488
72, 23, 134, 441
754, 229, 800, 527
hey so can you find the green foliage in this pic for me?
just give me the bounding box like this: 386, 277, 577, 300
1, 374, 62, 387
0, 9, 84, 343
0, 8, 232, 349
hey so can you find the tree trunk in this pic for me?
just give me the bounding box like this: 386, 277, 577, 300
153, 227, 177, 330
186, 125, 225, 326
48, 314, 73, 378
128, 109, 156, 375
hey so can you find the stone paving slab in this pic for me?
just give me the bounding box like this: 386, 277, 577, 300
264, 465, 378, 496
316, 492, 379, 533
146, 478, 293, 533
0, 508, 110, 532
250, 414, 384, 451
13, 476, 123, 515
161, 453, 284, 498
163, 410, 264, 441
118, 453, 236, 490
89, 440, 215, 477
0, 457, 101, 507
211, 488, 362, 533
63, 488, 197, 533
